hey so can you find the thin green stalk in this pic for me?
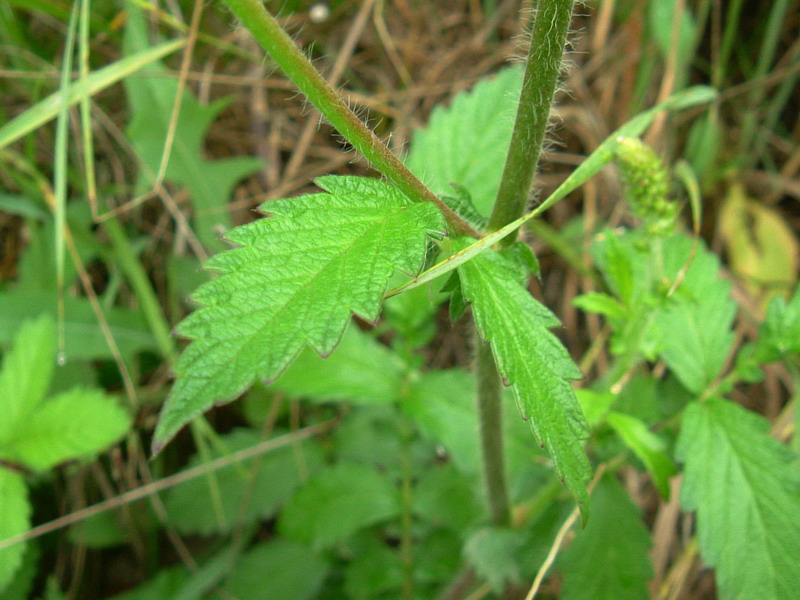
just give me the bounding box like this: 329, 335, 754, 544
220, 0, 479, 238
54, 0, 79, 363
487, 0, 576, 238
476, 339, 511, 527
102, 216, 177, 362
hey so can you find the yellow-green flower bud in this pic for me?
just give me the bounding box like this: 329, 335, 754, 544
615, 137, 678, 237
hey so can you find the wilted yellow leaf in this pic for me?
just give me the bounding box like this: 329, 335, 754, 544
719, 184, 799, 301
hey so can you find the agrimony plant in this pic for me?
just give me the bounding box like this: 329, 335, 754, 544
0, 315, 130, 594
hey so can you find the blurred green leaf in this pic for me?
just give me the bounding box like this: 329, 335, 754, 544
164, 428, 324, 535
279, 463, 401, 549
412, 464, 485, 533
0, 292, 157, 361
573, 291, 627, 321
0, 469, 30, 595
273, 326, 405, 404
464, 527, 526, 592
575, 389, 615, 428
0, 194, 48, 220
0, 543, 39, 600
754, 285, 800, 362
2, 387, 130, 472
402, 369, 481, 475
606, 411, 676, 498
332, 406, 407, 473
559, 475, 652, 600
0, 314, 55, 445
343, 535, 405, 600
217, 539, 328, 600
677, 398, 800, 600
105, 567, 190, 600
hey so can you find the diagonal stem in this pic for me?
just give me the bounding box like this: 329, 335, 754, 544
221, 0, 480, 238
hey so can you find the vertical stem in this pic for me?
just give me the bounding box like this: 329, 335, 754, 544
476, 338, 511, 527
487, 0, 576, 239
475, 0, 576, 534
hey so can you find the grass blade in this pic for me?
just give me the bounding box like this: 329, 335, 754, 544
0, 39, 185, 150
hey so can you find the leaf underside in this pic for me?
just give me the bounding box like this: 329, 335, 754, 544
677, 398, 800, 600
454, 239, 591, 512
154, 176, 444, 450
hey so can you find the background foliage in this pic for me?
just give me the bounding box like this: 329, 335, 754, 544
0, 1, 798, 599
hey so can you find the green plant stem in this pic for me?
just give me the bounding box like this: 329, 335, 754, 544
220, 0, 479, 238
476, 339, 511, 527
472, 0, 576, 536
487, 0, 576, 239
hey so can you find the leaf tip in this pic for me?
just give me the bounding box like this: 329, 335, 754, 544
150, 439, 165, 458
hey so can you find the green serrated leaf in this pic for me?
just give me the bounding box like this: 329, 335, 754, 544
606, 411, 676, 498
0, 314, 55, 446
279, 462, 401, 549
154, 175, 444, 451
164, 428, 323, 536
558, 475, 652, 600
123, 6, 262, 251
454, 238, 591, 513
1, 387, 130, 472
677, 398, 800, 600
655, 236, 736, 394
0, 469, 30, 594
406, 66, 522, 217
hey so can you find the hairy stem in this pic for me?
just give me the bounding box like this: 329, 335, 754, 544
488, 0, 576, 238
476, 339, 511, 527
221, 0, 479, 237
474, 0, 576, 538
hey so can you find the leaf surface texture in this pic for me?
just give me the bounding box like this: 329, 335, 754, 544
455, 239, 590, 510
155, 176, 443, 448
677, 398, 800, 600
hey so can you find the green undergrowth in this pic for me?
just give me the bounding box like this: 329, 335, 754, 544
0, 1, 798, 599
